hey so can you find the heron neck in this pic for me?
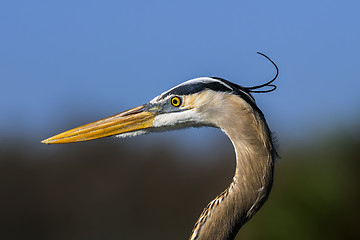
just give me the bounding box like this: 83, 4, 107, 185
190, 101, 275, 240
228, 113, 274, 222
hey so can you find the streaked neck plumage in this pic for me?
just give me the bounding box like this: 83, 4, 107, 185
189, 93, 276, 240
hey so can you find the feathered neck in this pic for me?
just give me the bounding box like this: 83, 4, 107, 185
189, 94, 276, 240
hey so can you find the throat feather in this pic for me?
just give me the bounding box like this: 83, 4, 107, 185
189, 180, 236, 240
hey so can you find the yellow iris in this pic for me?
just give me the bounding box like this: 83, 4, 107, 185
171, 96, 182, 107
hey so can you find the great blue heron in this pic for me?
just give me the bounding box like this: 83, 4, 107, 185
42, 52, 278, 240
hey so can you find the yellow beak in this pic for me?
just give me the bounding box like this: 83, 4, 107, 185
41, 105, 155, 144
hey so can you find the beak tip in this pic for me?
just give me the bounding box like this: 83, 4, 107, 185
41, 138, 53, 144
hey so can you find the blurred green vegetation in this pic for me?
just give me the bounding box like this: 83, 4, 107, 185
0, 128, 359, 240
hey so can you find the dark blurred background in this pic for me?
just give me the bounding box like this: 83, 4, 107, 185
1, 128, 360, 240
1, 1, 360, 239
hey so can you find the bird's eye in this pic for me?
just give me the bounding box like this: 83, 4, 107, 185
171, 96, 182, 107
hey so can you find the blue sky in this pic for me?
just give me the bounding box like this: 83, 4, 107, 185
1, 0, 359, 144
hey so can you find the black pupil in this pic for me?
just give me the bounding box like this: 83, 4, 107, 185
173, 98, 178, 105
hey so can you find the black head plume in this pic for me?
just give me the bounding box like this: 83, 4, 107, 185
244, 52, 279, 93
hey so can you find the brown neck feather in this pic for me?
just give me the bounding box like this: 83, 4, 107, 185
189, 94, 276, 240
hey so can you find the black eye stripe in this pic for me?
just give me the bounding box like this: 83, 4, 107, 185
157, 77, 266, 114
161, 82, 232, 99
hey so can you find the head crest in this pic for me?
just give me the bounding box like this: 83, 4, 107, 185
244, 52, 279, 93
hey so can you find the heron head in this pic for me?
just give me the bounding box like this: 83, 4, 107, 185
42, 53, 277, 144
41, 77, 246, 144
